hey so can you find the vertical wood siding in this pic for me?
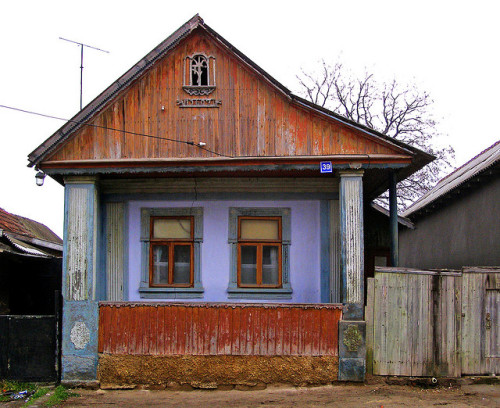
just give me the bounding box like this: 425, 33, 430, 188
367, 267, 500, 377
98, 303, 342, 356
461, 268, 500, 375
368, 270, 462, 377
105, 203, 125, 301
45, 30, 400, 163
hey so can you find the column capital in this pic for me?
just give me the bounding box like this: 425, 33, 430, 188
339, 170, 364, 177
63, 176, 99, 185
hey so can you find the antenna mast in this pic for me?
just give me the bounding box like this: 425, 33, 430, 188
59, 37, 109, 110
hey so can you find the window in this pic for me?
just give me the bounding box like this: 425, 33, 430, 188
150, 217, 194, 287
140, 208, 203, 299
228, 208, 292, 299
190, 55, 208, 86
182, 53, 216, 96
238, 217, 282, 287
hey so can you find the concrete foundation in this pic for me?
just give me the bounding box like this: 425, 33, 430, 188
338, 320, 366, 382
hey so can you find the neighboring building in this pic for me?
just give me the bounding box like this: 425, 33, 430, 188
27, 15, 432, 385
0, 207, 62, 314
400, 140, 500, 269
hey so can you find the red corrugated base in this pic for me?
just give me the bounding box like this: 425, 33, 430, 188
98, 302, 342, 356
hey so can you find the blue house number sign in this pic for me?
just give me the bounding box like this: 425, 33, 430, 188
320, 161, 333, 173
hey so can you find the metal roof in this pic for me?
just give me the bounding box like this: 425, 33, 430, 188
27, 14, 433, 181
403, 140, 500, 217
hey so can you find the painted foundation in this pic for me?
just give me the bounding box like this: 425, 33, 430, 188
98, 355, 339, 387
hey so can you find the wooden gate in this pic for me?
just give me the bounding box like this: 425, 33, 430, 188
366, 266, 500, 377
0, 315, 60, 381
461, 267, 500, 375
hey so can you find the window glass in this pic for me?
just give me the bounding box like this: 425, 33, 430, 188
262, 246, 279, 285
240, 245, 257, 284
240, 219, 279, 240
152, 245, 169, 285
173, 245, 191, 284
153, 218, 191, 239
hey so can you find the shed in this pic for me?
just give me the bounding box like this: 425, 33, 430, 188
399, 140, 500, 269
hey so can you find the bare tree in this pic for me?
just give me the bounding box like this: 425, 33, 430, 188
297, 61, 454, 209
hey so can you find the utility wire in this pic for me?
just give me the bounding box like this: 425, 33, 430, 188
0, 104, 232, 158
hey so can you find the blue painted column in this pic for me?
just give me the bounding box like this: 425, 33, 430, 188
338, 170, 366, 382
61, 176, 100, 383
339, 170, 365, 315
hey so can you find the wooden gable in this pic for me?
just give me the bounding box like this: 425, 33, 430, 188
38, 28, 409, 167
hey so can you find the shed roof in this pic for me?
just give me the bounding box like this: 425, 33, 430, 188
0, 208, 63, 245
402, 140, 500, 218
27, 14, 433, 183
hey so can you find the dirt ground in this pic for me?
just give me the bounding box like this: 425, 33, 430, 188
58, 381, 499, 408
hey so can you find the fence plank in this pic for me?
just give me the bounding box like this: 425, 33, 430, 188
365, 278, 375, 375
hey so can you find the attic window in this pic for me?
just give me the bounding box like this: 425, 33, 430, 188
183, 53, 216, 96
191, 55, 208, 86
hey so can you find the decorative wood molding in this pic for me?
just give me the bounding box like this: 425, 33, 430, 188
182, 85, 216, 96
176, 98, 222, 108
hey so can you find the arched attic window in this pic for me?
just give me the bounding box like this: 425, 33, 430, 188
191, 54, 208, 86
183, 53, 216, 96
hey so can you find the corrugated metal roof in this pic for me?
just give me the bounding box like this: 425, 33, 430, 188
403, 140, 500, 217
3, 234, 50, 257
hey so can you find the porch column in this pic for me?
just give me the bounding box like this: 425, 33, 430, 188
389, 171, 399, 267
339, 170, 364, 316
61, 176, 100, 383
338, 170, 366, 382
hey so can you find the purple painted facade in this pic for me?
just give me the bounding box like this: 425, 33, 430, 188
127, 200, 321, 303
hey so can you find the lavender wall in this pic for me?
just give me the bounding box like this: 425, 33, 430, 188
127, 200, 321, 303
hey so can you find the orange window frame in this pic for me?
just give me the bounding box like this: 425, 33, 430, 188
149, 216, 194, 288
237, 216, 282, 288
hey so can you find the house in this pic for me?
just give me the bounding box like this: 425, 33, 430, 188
27, 15, 433, 386
0, 207, 62, 315
399, 140, 500, 269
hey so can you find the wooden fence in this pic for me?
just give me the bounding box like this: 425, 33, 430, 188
366, 267, 500, 377
99, 302, 343, 356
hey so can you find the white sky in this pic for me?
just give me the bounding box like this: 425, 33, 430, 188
1, 0, 499, 237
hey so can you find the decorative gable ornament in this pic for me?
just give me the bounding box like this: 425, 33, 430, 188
182, 53, 216, 96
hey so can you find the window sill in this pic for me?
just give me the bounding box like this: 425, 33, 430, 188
227, 287, 293, 300
139, 286, 204, 299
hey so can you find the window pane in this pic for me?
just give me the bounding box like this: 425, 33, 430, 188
153, 218, 191, 239
262, 246, 279, 285
152, 245, 169, 285
240, 219, 279, 240
173, 245, 191, 284
240, 246, 257, 284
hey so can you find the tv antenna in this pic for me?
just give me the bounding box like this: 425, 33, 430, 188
59, 37, 110, 110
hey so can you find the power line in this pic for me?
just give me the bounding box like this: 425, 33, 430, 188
0, 104, 232, 158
